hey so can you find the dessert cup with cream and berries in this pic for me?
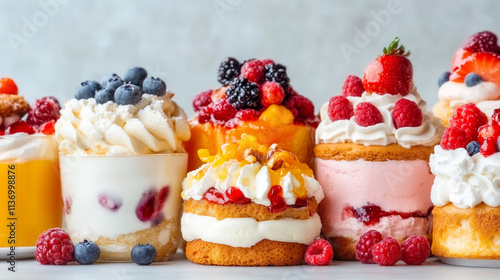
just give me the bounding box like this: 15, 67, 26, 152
431, 103, 500, 260
56, 67, 191, 262
433, 31, 500, 125
181, 134, 324, 266
314, 38, 444, 260
0, 77, 62, 248
186, 58, 317, 171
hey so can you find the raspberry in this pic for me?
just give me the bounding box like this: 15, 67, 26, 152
304, 238, 334, 266
401, 236, 430, 265
355, 230, 383, 264
35, 228, 74, 265
5, 120, 35, 135
235, 108, 260, 121
440, 127, 468, 150
136, 187, 169, 223
26, 96, 61, 129
193, 89, 213, 112
449, 103, 487, 142
327, 96, 353, 122
392, 98, 423, 129
211, 98, 237, 123
342, 75, 365, 97
198, 105, 213, 124
225, 77, 261, 110
286, 86, 299, 97
240, 60, 266, 83
354, 102, 382, 127
260, 59, 275, 66
38, 120, 55, 135
218, 57, 241, 85
372, 237, 401, 266
463, 31, 500, 53
260, 81, 285, 107
264, 63, 290, 91
282, 95, 315, 121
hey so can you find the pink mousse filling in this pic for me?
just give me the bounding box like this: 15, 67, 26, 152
315, 158, 434, 239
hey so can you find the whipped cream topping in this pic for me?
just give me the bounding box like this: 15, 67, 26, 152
55, 93, 191, 155
430, 145, 500, 209
439, 81, 500, 115
182, 160, 324, 206
181, 212, 321, 247
0, 134, 58, 162
316, 89, 443, 148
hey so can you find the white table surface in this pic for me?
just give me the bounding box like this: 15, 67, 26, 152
1, 253, 500, 280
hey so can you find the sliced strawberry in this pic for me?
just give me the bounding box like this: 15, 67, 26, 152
5, 120, 35, 135
38, 120, 56, 135
451, 48, 474, 71
0, 77, 18, 95
450, 52, 500, 87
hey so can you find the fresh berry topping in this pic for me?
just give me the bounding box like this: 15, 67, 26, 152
98, 193, 122, 211
464, 73, 483, 87
401, 236, 430, 265
235, 108, 261, 121
75, 80, 101, 100
354, 102, 382, 127
135, 187, 170, 222
94, 87, 115, 104
193, 90, 213, 112
123, 67, 148, 86
282, 95, 315, 120
225, 187, 251, 204
217, 57, 241, 85
356, 230, 383, 264
105, 76, 124, 90
449, 103, 487, 142
438, 71, 451, 87
35, 228, 74, 265
203, 187, 227, 204
114, 84, 142, 105
74, 240, 100, 265
38, 120, 55, 135
26, 96, 61, 128
268, 185, 287, 213
198, 105, 213, 124
342, 75, 365, 97
327, 96, 353, 122
304, 238, 334, 266
0, 77, 18, 94
264, 63, 290, 91
240, 59, 266, 84
463, 31, 500, 53
6, 120, 35, 135
392, 98, 422, 129
452, 48, 475, 71
363, 38, 413, 95
467, 141, 481, 156
440, 127, 468, 150
491, 108, 500, 124
260, 59, 275, 66
225, 77, 261, 110
101, 73, 119, 87
371, 237, 401, 266
478, 124, 500, 156
449, 52, 500, 87
142, 77, 166, 96
211, 98, 237, 123
260, 81, 285, 107
131, 244, 157, 265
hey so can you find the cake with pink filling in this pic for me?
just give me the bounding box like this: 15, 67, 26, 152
314, 38, 444, 260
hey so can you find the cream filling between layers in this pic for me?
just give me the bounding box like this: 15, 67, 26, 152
438, 81, 500, 117
181, 212, 321, 247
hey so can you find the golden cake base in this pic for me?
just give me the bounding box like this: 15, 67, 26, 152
314, 142, 435, 161
432, 101, 452, 127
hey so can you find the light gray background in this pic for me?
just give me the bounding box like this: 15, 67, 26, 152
0, 0, 499, 117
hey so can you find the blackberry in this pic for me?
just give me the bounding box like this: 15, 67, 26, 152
225, 77, 261, 110
265, 63, 290, 91
217, 57, 241, 85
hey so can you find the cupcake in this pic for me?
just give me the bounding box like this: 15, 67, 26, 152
56, 67, 191, 262
0, 77, 62, 248
430, 103, 500, 260
433, 31, 500, 126
314, 38, 444, 260
181, 134, 324, 266
185, 58, 317, 171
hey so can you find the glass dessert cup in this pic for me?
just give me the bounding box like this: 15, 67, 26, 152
59, 153, 187, 262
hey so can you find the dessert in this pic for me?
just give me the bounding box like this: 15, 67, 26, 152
433, 31, 500, 125
185, 58, 317, 171
0, 77, 62, 248
56, 67, 190, 262
430, 103, 500, 259
315, 38, 443, 260
181, 134, 324, 266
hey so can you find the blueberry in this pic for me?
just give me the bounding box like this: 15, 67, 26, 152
123, 67, 148, 86
142, 77, 166, 96
106, 76, 125, 90
131, 244, 156, 265
466, 141, 481, 156
95, 87, 115, 104
75, 80, 101, 100
101, 73, 118, 87
438, 71, 451, 87
114, 84, 142, 105
74, 240, 100, 265
465, 73, 483, 87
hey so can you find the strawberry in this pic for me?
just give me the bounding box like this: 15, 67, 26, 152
451, 48, 474, 71
363, 38, 413, 95
449, 52, 500, 88
0, 77, 18, 95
